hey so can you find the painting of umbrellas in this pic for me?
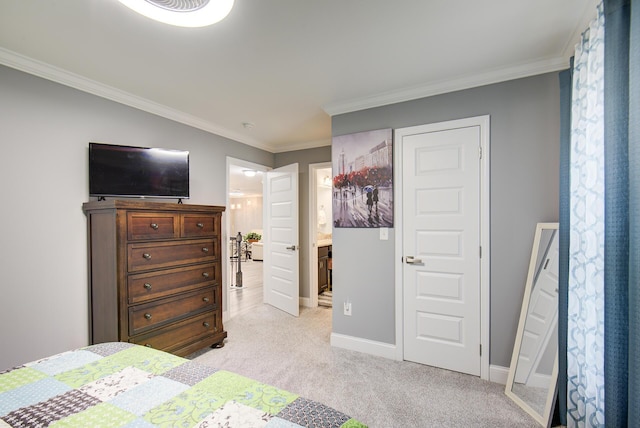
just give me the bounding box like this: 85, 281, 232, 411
332, 128, 393, 228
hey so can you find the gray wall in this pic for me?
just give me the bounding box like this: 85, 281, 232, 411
274, 146, 331, 299
331, 73, 561, 367
0, 65, 274, 371
0, 63, 560, 371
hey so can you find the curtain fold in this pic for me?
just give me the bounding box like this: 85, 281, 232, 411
603, 0, 631, 425
558, 66, 572, 427
562, 0, 639, 425
566, 3, 606, 426
603, 0, 640, 425
628, 0, 640, 421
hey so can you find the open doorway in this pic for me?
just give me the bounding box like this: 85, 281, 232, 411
309, 162, 333, 308
226, 158, 269, 320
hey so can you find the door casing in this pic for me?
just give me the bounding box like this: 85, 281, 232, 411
308, 162, 332, 308
393, 115, 491, 380
224, 157, 270, 322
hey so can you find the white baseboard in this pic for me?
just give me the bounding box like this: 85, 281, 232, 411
329, 338, 514, 387
300, 297, 311, 308
330, 333, 397, 360
490, 365, 510, 384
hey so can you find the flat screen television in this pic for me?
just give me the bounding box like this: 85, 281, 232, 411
89, 142, 189, 199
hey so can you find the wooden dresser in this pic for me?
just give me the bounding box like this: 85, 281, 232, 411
82, 200, 226, 356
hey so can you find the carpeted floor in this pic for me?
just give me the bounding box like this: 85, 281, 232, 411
190, 304, 540, 427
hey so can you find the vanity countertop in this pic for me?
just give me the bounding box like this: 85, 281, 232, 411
317, 239, 332, 247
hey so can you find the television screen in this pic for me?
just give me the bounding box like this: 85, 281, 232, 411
89, 143, 189, 199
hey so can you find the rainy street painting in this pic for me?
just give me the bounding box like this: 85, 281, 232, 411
332, 128, 393, 228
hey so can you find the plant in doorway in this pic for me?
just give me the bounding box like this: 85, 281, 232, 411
244, 232, 262, 242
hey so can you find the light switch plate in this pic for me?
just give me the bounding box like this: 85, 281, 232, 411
380, 227, 389, 240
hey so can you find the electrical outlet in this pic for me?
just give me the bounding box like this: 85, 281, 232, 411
343, 301, 352, 316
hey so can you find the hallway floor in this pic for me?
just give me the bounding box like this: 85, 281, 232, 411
228, 259, 263, 317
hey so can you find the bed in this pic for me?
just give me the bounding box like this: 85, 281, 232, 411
0, 342, 366, 428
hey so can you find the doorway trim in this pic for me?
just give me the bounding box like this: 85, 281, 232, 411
225, 156, 270, 322
308, 162, 332, 307
393, 115, 491, 380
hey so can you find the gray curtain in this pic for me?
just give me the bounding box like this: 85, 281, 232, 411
558, 66, 572, 427
603, 0, 639, 425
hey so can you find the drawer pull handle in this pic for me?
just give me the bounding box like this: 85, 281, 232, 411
144, 313, 152, 320
143, 253, 152, 260
203, 297, 210, 303
196, 222, 204, 228
203, 322, 210, 328
145, 344, 152, 348
202, 247, 209, 253
150, 223, 159, 230
214, 327, 218, 332
202, 272, 210, 278
143, 283, 152, 290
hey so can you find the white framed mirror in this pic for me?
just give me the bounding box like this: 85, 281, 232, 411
505, 222, 559, 427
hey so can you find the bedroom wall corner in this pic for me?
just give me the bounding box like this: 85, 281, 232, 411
0, 65, 274, 371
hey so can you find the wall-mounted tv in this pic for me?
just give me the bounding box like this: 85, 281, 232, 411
89, 142, 189, 199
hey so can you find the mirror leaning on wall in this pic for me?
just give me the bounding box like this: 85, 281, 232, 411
505, 223, 559, 427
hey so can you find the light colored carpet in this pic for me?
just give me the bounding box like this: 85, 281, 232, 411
190, 304, 539, 427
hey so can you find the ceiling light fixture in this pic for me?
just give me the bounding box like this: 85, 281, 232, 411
118, 0, 234, 28
243, 169, 257, 177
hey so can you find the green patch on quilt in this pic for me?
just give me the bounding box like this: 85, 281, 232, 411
341, 418, 369, 428
143, 370, 256, 426
235, 382, 297, 415
55, 347, 185, 388
50, 402, 136, 428
0, 367, 48, 393
195, 370, 256, 401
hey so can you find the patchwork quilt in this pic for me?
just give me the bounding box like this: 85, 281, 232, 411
0, 342, 366, 428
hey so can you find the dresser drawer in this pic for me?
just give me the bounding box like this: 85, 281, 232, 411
131, 311, 220, 352
128, 238, 217, 272
318, 245, 331, 258
181, 214, 218, 238
127, 212, 179, 241
129, 287, 216, 335
127, 263, 217, 304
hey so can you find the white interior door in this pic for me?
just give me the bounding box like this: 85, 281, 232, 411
515, 230, 559, 385
401, 123, 482, 376
264, 163, 299, 316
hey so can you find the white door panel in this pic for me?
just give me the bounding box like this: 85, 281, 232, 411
264, 163, 299, 317
402, 125, 482, 376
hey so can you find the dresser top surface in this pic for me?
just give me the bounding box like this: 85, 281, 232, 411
83, 200, 225, 214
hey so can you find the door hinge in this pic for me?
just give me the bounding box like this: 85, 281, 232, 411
480, 344, 482, 356
479, 246, 482, 258
479, 146, 482, 159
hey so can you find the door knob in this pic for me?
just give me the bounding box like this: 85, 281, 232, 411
406, 256, 422, 264
286, 245, 297, 251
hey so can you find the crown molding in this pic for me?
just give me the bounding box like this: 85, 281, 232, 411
323, 0, 598, 118
0, 47, 275, 152
271, 138, 331, 154
323, 56, 571, 117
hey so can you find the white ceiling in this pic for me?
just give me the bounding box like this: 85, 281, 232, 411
0, 1, 596, 153
228, 163, 264, 197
